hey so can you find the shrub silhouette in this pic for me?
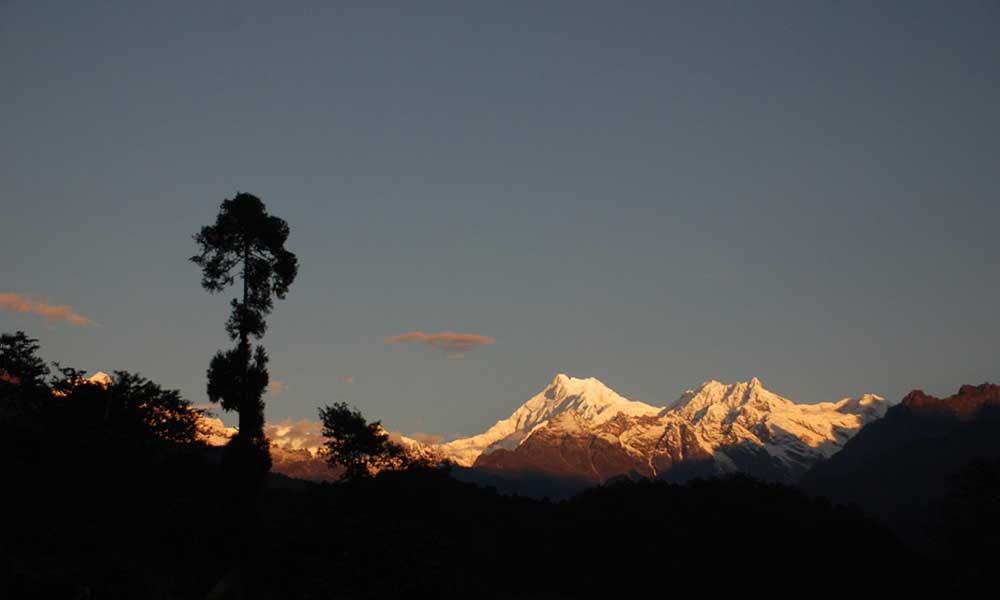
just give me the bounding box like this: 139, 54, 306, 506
318, 401, 413, 480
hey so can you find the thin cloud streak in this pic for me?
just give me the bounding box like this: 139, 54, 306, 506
385, 330, 495, 356
0, 293, 94, 326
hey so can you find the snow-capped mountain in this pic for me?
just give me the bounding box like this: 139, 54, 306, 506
443, 374, 888, 483
438, 374, 660, 466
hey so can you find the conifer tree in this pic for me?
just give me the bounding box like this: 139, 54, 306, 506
192, 192, 298, 474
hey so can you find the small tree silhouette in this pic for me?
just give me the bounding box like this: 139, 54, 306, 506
318, 402, 411, 480
191, 192, 298, 477
1, 331, 51, 430
0, 331, 50, 389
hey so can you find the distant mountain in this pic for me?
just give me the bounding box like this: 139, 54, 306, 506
195, 405, 436, 483
194, 412, 343, 481
83, 370, 890, 489
801, 383, 1000, 548
438, 374, 661, 466
443, 374, 886, 489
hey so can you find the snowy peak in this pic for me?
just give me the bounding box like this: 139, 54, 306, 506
669, 377, 792, 423
663, 379, 889, 460
835, 393, 889, 420
87, 371, 113, 387
444, 374, 889, 481
438, 374, 659, 466
528, 373, 660, 426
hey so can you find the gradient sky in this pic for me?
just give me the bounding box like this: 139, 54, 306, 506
3, 1, 998, 438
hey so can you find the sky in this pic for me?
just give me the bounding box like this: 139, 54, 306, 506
2, 1, 998, 439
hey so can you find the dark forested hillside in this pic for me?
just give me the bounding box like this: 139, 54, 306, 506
802, 384, 1000, 554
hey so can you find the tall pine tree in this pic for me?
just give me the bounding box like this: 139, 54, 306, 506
192, 192, 298, 478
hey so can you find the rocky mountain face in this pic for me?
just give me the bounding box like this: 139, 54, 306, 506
898, 383, 1000, 419
447, 374, 887, 485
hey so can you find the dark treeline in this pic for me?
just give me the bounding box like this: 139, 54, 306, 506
2, 331, 996, 598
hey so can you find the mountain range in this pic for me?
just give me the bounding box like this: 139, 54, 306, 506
441, 374, 887, 486
90, 368, 1000, 524
185, 372, 889, 487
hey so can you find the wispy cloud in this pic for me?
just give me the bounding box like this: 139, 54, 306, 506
385, 330, 495, 357
267, 379, 286, 396
0, 293, 94, 326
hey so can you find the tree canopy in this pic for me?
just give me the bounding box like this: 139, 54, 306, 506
1, 331, 201, 447
0, 331, 50, 389
191, 192, 298, 342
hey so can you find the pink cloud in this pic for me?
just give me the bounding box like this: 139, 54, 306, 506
267, 379, 286, 396
0, 293, 93, 326
384, 330, 495, 356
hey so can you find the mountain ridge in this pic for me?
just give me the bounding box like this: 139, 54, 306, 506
443, 373, 888, 485
801, 382, 1000, 549
79, 370, 890, 486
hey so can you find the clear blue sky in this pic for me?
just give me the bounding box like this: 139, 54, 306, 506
2, 1, 998, 438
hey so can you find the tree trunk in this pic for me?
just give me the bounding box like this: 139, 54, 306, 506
240, 242, 251, 438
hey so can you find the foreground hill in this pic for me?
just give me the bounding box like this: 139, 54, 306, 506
802, 383, 1000, 551
4, 460, 934, 597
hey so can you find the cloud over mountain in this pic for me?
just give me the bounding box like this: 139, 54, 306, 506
265, 419, 325, 456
